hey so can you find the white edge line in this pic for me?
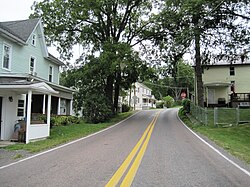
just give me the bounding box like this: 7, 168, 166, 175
176, 110, 250, 177
0, 111, 140, 170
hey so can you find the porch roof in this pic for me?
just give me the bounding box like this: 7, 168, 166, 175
204, 82, 231, 87
0, 81, 58, 95
142, 94, 156, 100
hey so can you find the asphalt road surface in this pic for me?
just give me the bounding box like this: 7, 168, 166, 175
0, 109, 249, 186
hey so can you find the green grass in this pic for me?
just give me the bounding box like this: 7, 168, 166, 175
179, 109, 250, 164
5, 111, 134, 153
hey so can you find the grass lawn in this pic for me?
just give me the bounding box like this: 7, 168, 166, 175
179, 109, 250, 164
5, 111, 135, 153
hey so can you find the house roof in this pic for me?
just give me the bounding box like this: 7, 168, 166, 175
0, 18, 65, 66
0, 18, 40, 44
0, 75, 75, 94
47, 53, 65, 66
0, 77, 58, 95
204, 82, 231, 87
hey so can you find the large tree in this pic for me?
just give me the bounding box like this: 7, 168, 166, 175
31, 0, 157, 115
154, 0, 249, 107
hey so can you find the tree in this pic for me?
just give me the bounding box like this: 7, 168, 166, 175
154, 0, 249, 107
144, 60, 194, 100
31, 0, 157, 115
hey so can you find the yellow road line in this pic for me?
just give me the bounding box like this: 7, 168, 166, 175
105, 113, 158, 187
120, 112, 160, 187
105, 115, 157, 187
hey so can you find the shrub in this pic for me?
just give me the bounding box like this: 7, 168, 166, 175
83, 93, 112, 123
182, 98, 191, 114
38, 114, 80, 126
162, 95, 174, 108
122, 104, 130, 112
156, 102, 164, 108
173, 100, 182, 107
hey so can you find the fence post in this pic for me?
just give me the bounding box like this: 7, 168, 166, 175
236, 107, 239, 125
205, 107, 208, 125
214, 107, 218, 127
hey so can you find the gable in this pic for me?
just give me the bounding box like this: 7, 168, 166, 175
0, 19, 40, 44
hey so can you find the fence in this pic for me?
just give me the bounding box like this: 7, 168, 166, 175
190, 103, 250, 126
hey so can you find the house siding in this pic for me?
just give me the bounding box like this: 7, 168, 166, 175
203, 65, 250, 93
0, 27, 60, 84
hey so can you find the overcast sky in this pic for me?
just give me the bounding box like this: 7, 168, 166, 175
0, 0, 36, 21
0, 0, 192, 64
0, 0, 82, 62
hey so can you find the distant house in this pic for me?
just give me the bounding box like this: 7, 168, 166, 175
199, 56, 250, 108
122, 82, 156, 110
0, 18, 74, 143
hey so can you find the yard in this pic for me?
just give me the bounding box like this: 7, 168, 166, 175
4, 111, 135, 153
179, 109, 250, 164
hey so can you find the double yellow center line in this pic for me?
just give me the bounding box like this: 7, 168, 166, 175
106, 112, 161, 187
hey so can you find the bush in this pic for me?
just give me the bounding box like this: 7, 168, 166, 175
156, 102, 164, 108
182, 98, 191, 114
38, 114, 80, 126
122, 104, 130, 112
162, 95, 174, 108
173, 100, 182, 107
83, 93, 112, 123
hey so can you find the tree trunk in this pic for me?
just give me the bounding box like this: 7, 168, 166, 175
105, 75, 115, 114
194, 27, 204, 107
114, 71, 121, 114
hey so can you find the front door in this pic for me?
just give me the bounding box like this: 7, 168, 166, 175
0, 97, 2, 139
208, 89, 215, 104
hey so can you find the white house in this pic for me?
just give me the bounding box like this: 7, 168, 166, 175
199, 56, 250, 107
0, 18, 74, 143
122, 82, 156, 110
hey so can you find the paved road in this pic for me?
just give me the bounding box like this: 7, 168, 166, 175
0, 109, 249, 186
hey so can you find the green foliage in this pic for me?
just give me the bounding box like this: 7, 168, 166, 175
122, 104, 130, 113
156, 101, 164, 108
152, 0, 249, 107
39, 114, 80, 126
162, 95, 174, 108
182, 99, 191, 114
144, 60, 194, 101
83, 93, 112, 123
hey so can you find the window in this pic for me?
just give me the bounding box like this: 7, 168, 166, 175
231, 81, 235, 92
60, 99, 66, 114
30, 56, 36, 74
2, 44, 11, 70
49, 66, 53, 82
31, 34, 36, 46
230, 67, 235, 76
17, 100, 25, 117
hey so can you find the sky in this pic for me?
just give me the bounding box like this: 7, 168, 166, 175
0, 0, 36, 22
0, 0, 81, 63
0, 0, 191, 64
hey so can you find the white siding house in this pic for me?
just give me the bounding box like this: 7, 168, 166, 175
199, 57, 250, 107
122, 82, 156, 110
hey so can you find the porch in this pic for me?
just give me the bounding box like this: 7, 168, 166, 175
0, 76, 74, 143
204, 82, 231, 108
230, 93, 250, 108
0, 82, 57, 143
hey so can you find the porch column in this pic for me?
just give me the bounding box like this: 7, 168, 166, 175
57, 97, 61, 115
26, 90, 32, 144
47, 94, 51, 136
42, 95, 46, 114
70, 99, 73, 115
